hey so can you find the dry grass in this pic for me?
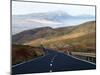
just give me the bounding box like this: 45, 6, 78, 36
12, 45, 45, 65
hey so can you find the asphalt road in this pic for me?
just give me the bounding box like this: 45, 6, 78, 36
12, 48, 96, 74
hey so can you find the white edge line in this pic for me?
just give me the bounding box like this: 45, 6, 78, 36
59, 51, 96, 65
12, 54, 49, 68
68, 54, 96, 65
45, 48, 96, 65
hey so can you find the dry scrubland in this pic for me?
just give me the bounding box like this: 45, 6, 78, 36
12, 45, 45, 65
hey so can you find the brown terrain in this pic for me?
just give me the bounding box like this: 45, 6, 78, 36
12, 21, 96, 64
12, 45, 45, 65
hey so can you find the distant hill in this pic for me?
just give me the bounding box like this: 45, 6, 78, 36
13, 21, 96, 50
69, 21, 95, 34
12, 26, 75, 44
12, 11, 95, 34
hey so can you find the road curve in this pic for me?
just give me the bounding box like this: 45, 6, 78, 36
12, 48, 96, 74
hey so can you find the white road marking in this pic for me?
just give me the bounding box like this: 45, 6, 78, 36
59, 51, 96, 65
51, 54, 58, 62
68, 55, 96, 65
51, 61, 53, 63
50, 70, 52, 72
50, 64, 52, 67
12, 54, 49, 68
49, 53, 58, 72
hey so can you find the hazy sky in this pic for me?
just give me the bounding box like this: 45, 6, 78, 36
12, 1, 95, 16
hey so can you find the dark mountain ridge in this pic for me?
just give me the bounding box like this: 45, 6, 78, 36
12, 21, 95, 44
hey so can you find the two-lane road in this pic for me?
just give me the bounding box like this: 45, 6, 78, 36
12, 48, 96, 74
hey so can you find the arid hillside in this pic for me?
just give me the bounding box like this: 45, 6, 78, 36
12, 21, 96, 53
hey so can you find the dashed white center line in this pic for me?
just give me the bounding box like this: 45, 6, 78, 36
49, 53, 58, 72
50, 63, 52, 66
51, 61, 53, 63
51, 54, 58, 62
50, 70, 52, 72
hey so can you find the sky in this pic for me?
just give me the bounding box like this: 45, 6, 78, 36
12, 1, 95, 16
12, 1, 96, 35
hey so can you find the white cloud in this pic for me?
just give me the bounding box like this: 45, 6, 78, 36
12, 1, 95, 16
